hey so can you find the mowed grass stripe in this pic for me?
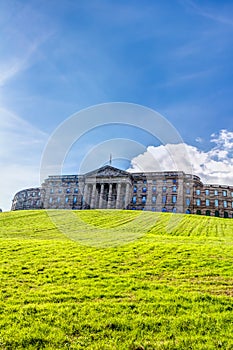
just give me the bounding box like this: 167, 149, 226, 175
0, 210, 233, 349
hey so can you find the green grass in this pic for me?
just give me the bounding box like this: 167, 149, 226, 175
0, 210, 233, 349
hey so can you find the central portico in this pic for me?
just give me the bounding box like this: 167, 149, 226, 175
82, 165, 133, 209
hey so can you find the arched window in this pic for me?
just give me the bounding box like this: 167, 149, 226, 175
224, 211, 229, 218
215, 210, 219, 217
206, 210, 211, 216
186, 209, 191, 214
196, 210, 201, 215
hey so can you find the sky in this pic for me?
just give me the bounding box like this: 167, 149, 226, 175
0, 0, 233, 211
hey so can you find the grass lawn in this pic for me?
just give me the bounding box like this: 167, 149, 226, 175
0, 210, 233, 349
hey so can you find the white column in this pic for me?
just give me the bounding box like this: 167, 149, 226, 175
90, 183, 96, 209
124, 183, 130, 209
99, 184, 104, 209
107, 183, 113, 209
116, 183, 122, 209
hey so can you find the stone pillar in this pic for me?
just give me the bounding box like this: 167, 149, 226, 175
83, 184, 88, 207
124, 183, 130, 209
99, 184, 104, 209
90, 183, 96, 209
107, 183, 113, 209
116, 183, 122, 209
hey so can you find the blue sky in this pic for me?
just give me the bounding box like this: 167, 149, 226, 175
1, 0, 233, 210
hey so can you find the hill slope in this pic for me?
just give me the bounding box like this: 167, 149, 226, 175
0, 210, 233, 349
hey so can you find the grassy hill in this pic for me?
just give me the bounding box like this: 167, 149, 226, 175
0, 210, 233, 349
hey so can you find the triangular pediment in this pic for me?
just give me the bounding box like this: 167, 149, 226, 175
85, 165, 132, 178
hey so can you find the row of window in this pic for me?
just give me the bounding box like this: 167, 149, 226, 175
49, 196, 78, 204
133, 186, 177, 193
196, 189, 233, 197
132, 195, 177, 205
196, 198, 233, 208
50, 188, 79, 194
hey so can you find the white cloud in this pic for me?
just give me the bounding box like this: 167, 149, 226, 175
128, 129, 233, 186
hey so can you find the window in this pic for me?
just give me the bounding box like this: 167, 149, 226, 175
205, 189, 210, 196
186, 198, 190, 206
49, 197, 53, 204
206, 199, 210, 207
223, 190, 227, 197
50, 188, 54, 194
57, 197, 60, 203
162, 195, 166, 204
65, 197, 69, 203
58, 188, 62, 193
172, 207, 177, 213
223, 200, 227, 208
196, 199, 201, 206
74, 188, 78, 193
196, 189, 201, 195
186, 188, 190, 194
143, 179, 147, 184
231, 192, 233, 197
152, 207, 156, 211
215, 199, 219, 207
153, 180, 156, 184
38, 191, 40, 196
173, 179, 177, 184
152, 186, 156, 193
133, 186, 137, 193
163, 179, 167, 184
152, 196, 156, 203
162, 186, 166, 192
172, 195, 177, 203
172, 186, 177, 192
66, 188, 70, 193
142, 187, 147, 193
142, 196, 146, 204
73, 196, 77, 204
232, 202, 233, 209
214, 190, 218, 196
132, 196, 137, 204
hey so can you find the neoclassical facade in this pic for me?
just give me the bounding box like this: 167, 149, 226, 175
11, 165, 233, 218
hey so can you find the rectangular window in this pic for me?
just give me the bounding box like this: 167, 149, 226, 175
132, 196, 137, 204
143, 179, 147, 184
66, 188, 70, 193
142, 187, 147, 193
152, 186, 156, 193
74, 188, 78, 193
58, 188, 62, 193
231, 192, 233, 197
73, 196, 77, 204
214, 190, 218, 195
49, 197, 53, 203
223, 190, 227, 197
142, 196, 146, 204
232, 202, 233, 208
215, 199, 218, 207
186, 198, 190, 206
206, 199, 210, 206
196, 198, 201, 206
162, 186, 166, 192
173, 179, 177, 184
152, 196, 156, 203
50, 188, 54, 194
133, 186, 137, 193
153, 180, 156, 184
205, 189, 210, 196
57, 197, 60, 203
186, 188, 190, 194
196, 189, 201, 195
172, 186, 177, 192
162, 195, 166, 204
172, 195, 177, 203
65, 197, 69, 203
223, 200, 227, 208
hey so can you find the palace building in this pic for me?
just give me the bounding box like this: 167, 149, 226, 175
11, 165, 233, 218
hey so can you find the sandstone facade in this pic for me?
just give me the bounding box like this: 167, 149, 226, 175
11, 165, 233, 218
